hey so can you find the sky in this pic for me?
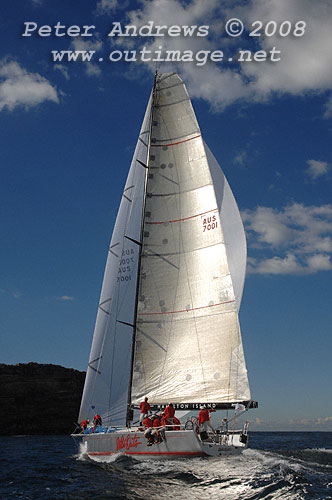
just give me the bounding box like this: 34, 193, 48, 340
1, 0, 332, 431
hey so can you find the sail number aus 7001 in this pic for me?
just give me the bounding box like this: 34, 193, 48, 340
117, 248, 135, 282
202, 215, 218, 232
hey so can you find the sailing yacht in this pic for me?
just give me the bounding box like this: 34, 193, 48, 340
75, 72, 257, 459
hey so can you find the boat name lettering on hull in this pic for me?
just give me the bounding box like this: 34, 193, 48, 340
116, 433, 142, 451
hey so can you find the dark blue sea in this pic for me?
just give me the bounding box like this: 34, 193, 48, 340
1, 432, 331, 499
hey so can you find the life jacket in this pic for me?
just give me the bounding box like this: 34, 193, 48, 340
153, 417, 161, 428
93, 414, 102, 425
80, 420, 88, 429
198, 409, 210, 424
139, 401, 151, 414
164, 405, 175, 418
143, 417, 153, 428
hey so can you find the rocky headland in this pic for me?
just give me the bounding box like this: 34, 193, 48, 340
0, 363, 86, 436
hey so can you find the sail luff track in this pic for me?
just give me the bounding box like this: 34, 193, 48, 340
126, 70, 158, 426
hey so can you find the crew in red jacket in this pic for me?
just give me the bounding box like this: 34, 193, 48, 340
80, 419, 89, 431
151, 415, 163, 443
162, 403, 175, 428
93, 414, 102, 426
139, 397, 151, 425
198, 406, 216, 433
164, 403, 175, 419
143, 415, 154, 445
143, 416, 153, 428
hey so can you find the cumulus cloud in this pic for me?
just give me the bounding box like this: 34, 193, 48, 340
242, 203, 332, 274
306, 159, 330, 179
116, 0, 332, 111
0, 60, 59, 111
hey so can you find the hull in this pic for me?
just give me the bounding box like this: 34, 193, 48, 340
79, 428, 247, 461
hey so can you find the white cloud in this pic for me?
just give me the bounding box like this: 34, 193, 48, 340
118, 0, 332, 111
234, 151, 248, 166
0, 60, 59, 112
71, 38, 103, 53
54, 64, 70, 80
243, 203, 332, 275
85, 63, 102, 77
70, 38, 103, 77
58, 295, 74, 301
324, 95, 332, 118
306, 159, 330, 179
96, 0, 130, 15
239, 0, 332, 95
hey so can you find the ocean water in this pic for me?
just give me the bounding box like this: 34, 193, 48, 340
1, 432, 331, 499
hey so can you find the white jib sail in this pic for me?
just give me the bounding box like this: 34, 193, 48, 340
78, 96, 152, 426
131, 73, 250, 406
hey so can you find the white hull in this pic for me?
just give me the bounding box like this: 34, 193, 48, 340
78, 428, 247, 461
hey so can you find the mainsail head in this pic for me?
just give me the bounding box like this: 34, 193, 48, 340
79, 73, 254, 426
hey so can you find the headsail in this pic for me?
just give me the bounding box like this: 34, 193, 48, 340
78, 96, 152, 426
131, 73, 251, 408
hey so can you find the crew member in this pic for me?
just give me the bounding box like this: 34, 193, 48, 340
143, 415, 154, 446
93, 414, 102, 426
151, 414, 163, 444
163, 403, 175, 428
139, 397, 151, 425
198, 406, 216, 433
80, 419, 89, 431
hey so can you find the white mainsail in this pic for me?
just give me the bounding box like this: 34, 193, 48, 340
131, 73, 250, 407
79, 73, 252, 427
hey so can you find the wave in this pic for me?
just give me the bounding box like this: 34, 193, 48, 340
244, 448, 303, 471
304, 448, 332, 454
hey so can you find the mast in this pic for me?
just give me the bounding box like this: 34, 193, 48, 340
126, 71, 158, 427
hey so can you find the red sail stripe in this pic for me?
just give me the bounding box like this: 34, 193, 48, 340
145, 208, 218, 225
151, 134, 201, 147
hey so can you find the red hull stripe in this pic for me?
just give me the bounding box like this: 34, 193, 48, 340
151, 134, 201, 148
88, 451, 205, 456
138, 300, 235, 316
145, 208, 218, 225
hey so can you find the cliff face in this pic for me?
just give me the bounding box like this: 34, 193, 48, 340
0, 363, 86, 436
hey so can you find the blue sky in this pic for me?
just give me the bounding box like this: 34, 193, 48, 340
1, 0, 332, 431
